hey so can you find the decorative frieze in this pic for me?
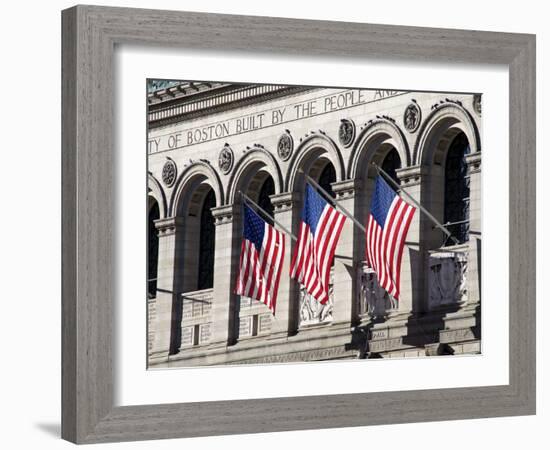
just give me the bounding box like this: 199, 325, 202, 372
154, 216, 184, 236
211, 204, 237, 225
331, 179, 359, 200
439, 327, 477, 344
368, 337, 404, 353
233, 346, 354, 364
465, 152, 482, 173
270, 191, 300, 213
395, 165, 426, 187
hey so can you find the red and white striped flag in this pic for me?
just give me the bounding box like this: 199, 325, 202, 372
290, 184, 346, 304
366, 176, 415, 300
235, 203, 285, 314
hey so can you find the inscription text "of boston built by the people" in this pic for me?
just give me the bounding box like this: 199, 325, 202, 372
148, 89, 404, 154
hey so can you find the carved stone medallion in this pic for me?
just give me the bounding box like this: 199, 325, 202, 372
277, 132, 293, 161
161, 159, 177, 187
218, 144, 234, 174
403, 102, 422, 133
338, 119, 356, 147
473, 94, 482, 115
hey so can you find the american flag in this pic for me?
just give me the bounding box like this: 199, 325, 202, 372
235, 203, 285, 315
366, 176, 416, 300
290, 184, 346, 304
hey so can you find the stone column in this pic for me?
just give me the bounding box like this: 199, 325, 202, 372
437, 152, 482, 354
150, 217, 184, 363
367, 166, 425, 357
209, 204, 240, 348
394, 166, 425, 316
268, 192, 301, 338
330, 180, 360, 327
465, 152, 482, 305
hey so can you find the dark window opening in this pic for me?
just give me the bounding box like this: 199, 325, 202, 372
444, 132, 471, 245
318, 163, 336, 197
198, 189, 216, 290
318, 163, 337, 267
381, 147, 402, 186
148, 201, 160, 297
257, 177, 275, 224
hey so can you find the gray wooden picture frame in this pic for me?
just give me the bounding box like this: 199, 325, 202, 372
61, 5, 536, 444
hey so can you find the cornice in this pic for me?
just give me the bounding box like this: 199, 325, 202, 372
148, 85, 314, 129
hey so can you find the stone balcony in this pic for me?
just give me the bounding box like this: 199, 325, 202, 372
180, 288, 213, 348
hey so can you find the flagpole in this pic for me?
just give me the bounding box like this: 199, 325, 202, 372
304, 174, 367, 234
239, 191, 298, 242
372, 163, 459, 245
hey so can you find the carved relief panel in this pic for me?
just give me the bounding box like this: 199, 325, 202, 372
428, 251, 468, 310
299, 268, 334, 326
357, 262, 397, 319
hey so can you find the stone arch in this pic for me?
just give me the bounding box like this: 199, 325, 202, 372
347, 119, 411, 180
169, 161, 223, 217
414, 103, 480, 166
226, 147, 283, 205
147, 172, 167, 219
285, 133, 345, 191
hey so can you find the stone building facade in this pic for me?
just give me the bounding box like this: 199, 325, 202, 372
146, 81, 482, 367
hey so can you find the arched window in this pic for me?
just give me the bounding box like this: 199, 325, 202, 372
148, 200, 160, 297
381, 147, 401, 185
318, 163, 336, 197
257, 176, 275, 223
444, 132, 470, 244
197, 189, 216, 290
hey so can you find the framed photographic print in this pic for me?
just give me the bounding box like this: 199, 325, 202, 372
62, 5, 536, 444
146, 81, 481, 368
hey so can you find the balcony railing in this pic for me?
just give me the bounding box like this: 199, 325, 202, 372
237, 296, 272, 339
180, 288, 213, 348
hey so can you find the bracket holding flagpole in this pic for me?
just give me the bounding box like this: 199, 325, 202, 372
239, 191, 298, 242
303, 172, 367, 234
371, 162, 459, 245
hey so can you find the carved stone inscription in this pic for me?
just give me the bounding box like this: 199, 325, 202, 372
148, 89, 406, 153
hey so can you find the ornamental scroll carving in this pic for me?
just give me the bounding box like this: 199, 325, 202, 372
428, 251, 467, 310
357, 262, 397, 318
299, 269, 334, 326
